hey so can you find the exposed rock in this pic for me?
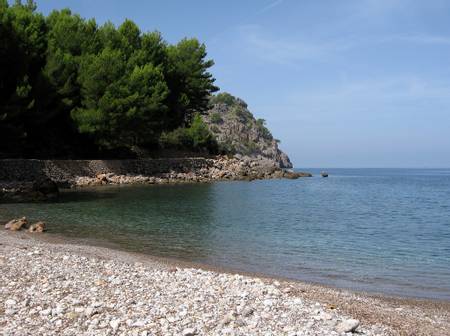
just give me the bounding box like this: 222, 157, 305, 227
69, 156, 311, 187
0, 178, 59, 203
4, 217, 28, 231
204, 93, 293, 168
283, 171, 313, 179
32, 178, 59, 200
0, 156, 311, 193
336, 318, 360, 333
28, 221, 46, 233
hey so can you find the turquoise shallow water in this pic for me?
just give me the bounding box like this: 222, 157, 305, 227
1, 168, 450, 300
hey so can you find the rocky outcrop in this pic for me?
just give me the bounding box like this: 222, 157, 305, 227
0, 94, 305, 198
203, 93, 293, 168
0, 158, 310, 193
72, 156, 310, 187
0, 178, 59, 203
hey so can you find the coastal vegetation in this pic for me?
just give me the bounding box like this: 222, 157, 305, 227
0, 0, 218, 158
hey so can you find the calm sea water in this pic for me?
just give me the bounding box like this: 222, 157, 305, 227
1, 168, 450, 300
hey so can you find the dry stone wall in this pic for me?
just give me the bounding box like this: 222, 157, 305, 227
0, 158, 212, 185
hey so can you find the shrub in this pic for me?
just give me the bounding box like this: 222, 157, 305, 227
209, 92, 236, 106
218, 140, 236, 155
159, 113, 218, 152
256, 118, 272, 140
210, 112, 223, 124
159, 127, 192, 149
241, 140, 258, 155
232, 105, 252, 122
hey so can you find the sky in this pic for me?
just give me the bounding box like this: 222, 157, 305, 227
34, 0, 450, 168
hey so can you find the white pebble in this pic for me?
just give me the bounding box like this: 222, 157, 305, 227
336, 319, 360, 333
182, 327, 197, 336
110, 319, 120, 330
5, 299, 16, 306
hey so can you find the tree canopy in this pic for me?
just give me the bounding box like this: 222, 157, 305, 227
0, 1, 218, 158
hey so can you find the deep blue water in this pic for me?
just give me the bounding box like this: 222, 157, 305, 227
1, 168, 450, 300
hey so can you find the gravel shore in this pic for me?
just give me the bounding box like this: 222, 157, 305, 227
1, 231, 449, 336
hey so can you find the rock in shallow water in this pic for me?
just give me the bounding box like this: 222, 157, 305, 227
28, 221, 46, 233
4, 217, 28, 231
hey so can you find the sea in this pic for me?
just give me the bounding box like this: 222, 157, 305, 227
1, 168, 449, 300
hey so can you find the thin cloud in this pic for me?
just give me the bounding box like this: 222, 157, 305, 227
236, 24, 450, 67
237, 25, 354, 65
386, 34, 450, 45
258, 0, 284, 14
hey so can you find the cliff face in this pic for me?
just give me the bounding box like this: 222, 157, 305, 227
203, 93, 293, 168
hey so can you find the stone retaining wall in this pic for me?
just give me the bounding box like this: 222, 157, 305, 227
0, 158, 213, 185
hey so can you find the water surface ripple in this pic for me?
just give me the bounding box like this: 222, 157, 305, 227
1, 168, 449, 300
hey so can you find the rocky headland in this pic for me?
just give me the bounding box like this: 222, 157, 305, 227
203, 93, 293, 169
0, 93, 310, 202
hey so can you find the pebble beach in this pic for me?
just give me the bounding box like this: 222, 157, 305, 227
1, 231, 449, 336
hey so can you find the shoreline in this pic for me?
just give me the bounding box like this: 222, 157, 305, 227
0, 156, 311, 202
1, 230, 449, 335
34, 229, 450, 303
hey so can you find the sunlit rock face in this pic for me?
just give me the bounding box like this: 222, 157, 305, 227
203, 93, 293, 169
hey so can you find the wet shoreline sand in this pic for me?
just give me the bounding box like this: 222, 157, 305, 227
1, 230, 449, 335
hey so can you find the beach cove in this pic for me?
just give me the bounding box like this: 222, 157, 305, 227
2, 169, 449, 301
1, 231, 450, 336
2, 169, 450, 335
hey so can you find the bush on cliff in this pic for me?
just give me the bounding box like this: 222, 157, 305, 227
209, 92, 235, 106
210, 112, 223, 124
256, 118, 273, 140
159, 113, 217, 153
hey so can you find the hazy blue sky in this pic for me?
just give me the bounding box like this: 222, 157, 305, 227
35, 0, 450, 167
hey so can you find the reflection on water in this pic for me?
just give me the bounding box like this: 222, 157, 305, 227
1, 168, 450, 300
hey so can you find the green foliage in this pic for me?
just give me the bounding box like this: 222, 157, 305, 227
165, 38, 218, 127
217, 140, 236, 155
231, 105, 252, 122
209, 92, 236, 106
241, 140, 258, 156
256, 118, 273, 140
188, 113, 215, 148
159, 127, 192, 149
210, 112, 222, 124
0, 0, 47, 151
159, 113, 217, 152
0, 1, 218, 157
73, 49, 169, 148
118, 19, 140, 57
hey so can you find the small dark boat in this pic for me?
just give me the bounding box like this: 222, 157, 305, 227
321, 171, 329, 177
